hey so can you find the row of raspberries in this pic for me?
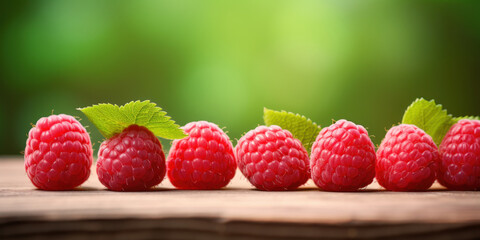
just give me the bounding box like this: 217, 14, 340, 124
25, 115, 480, 191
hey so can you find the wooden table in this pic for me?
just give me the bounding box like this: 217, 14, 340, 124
1, 156, 479, 239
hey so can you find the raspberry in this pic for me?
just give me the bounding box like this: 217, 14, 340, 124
376, 124, 439, 191
310, 120, 376, 191
235, 125, 310, 191
438, 119, 480, 190
24, 114, 93, 190
167, 121, 236, 189
96, 125, 166, 191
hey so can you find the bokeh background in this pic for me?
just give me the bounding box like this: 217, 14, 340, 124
1, 0, 479, 155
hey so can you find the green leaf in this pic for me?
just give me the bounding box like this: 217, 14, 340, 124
263, 108, 321, 153
78, 100, 187, 140
454, 116, 480, 122
401, 98, 454, 146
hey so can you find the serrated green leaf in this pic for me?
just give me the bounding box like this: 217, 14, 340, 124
454, 116, 480, 122
401, 98, 454, 146
264, 108, 321, 153
78, 100, 187, 140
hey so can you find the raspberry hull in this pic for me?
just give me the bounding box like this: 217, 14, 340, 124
24, 114, 93, 190
96, 125, 166, 191
167, 121, 236, 189
438, 119, 480, 190
235, 125, 310, 191
376, 124, 439, 191
310, 120, 376, 191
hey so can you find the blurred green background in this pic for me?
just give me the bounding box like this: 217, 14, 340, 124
1, 0, 479, 155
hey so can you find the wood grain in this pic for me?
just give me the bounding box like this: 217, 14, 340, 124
1, 156, 479, 239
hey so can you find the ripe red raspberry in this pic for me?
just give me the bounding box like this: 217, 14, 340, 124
96, 125, 166, 191
24, 114, 93, 190
438, 119, 480, 190
167, 121, 236, 189
235, 125, 309, 191
376, 124, 439, 191
310, 120, 376, 191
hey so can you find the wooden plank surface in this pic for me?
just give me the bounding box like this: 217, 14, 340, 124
1, 156, 480, 239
